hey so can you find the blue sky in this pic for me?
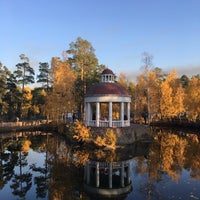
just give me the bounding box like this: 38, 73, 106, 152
1, 0, 200, 81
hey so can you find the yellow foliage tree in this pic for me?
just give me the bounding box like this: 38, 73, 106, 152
184, 77, 200, 121
44, 57, 76, 120
118, 72, 129, 89
160, 69, 185, 119
22, 87, 33, 118
148, 70, 161, 121
160, 80, 174, 119
173, 85, 185, 117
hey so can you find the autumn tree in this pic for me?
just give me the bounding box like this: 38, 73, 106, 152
136, 70, 162, 123
118, 72, 129, 89
160, 77, 173, 119
160, 69, 185, 120
147, 70, 162, 121
44, 57, 76, 120
22, 87, 33, 119
31, 88, 46, 119
135, 75, 147, 123
184, 77, 200, 121
66, 37, 99, 117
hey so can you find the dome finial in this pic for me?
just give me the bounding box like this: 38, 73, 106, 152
101, 68, 115, 83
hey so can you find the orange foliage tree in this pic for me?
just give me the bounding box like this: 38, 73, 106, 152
44, 57, 76, 120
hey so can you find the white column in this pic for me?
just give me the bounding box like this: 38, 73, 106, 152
120, 102, 124, 127
96, 102, 100, 127
120, 162, 124, 187
85, 102, 89, 126
84, 102, 86, 123
127, 162, 131, 184
96, 162, 100, 187
109, 102, 112, 127
87, 103, 91, 126
109, 162, 112, 188
86, 163, 90, 184
127, 102, 130, 126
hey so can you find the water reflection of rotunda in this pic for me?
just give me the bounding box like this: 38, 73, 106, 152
84, 159, 132, 198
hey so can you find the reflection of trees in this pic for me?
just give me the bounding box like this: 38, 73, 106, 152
136, 129, 200, 199
48, 144, 85, 200
47, 138, 94, 199
93, 149, 117, 162
148, 131, 186, 182
9, 140, 32, 199
185, 134, 200, 179
48, 162, 84, 200
0, 133, 55, 199
139, 180, 161, 200
149, 130, 200, 181
30, 164, 49, 198
160, 133, 186, 182
0, 139, 18, 189
30, 133, 52, 198
0, 129, 199, 199
133, 154, 162, 199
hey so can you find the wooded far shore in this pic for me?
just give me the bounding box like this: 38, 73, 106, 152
0, 120, 199, 134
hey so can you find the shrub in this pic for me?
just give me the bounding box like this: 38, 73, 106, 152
72, 121, 116, 149
104, 129, 117, 147
72, 120, 91, 143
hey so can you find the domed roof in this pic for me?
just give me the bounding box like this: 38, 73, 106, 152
101, 68, 114, 75
86, 82, 129, 96
85, 68, 130, 97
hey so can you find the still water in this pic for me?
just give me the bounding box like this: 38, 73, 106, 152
0, 129, 200, 200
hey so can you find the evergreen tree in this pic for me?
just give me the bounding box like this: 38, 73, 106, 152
14, 54, 35, 90
14, 54, 35, 119
37, 62, 52, 91
5, 72, 22, 120
0, 63, 8, 120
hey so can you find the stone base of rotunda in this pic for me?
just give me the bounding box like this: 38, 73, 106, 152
84, 183, 132, 198
90, 124, 151, 146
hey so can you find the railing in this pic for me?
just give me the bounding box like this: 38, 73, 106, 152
99, 121, 109, 127
0, 120, 49, 127
88, 120, 96, 126
87, 120, 130, 127
88, 160, 131, 168
112, 121, 122, 127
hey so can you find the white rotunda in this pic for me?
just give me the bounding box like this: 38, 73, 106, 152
84, 68, 131, 127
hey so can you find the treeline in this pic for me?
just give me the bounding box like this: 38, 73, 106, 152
122, 67, 200, 124
0, 37, 200, 123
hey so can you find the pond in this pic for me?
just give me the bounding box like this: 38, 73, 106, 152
0, 128, 200, 200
